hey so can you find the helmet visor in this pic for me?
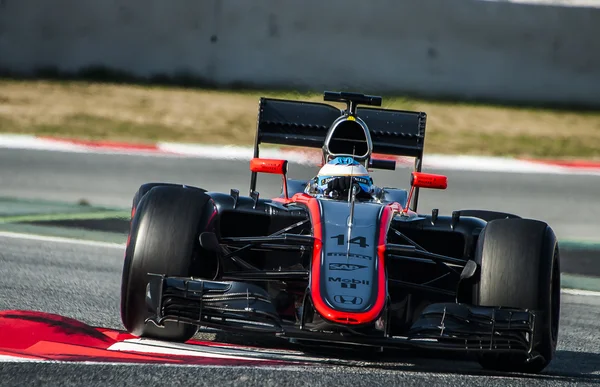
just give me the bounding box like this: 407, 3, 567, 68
317, 175, 373, 195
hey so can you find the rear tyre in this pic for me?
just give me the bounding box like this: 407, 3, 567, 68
473, 218, 560, 373
120, 185, 215, 342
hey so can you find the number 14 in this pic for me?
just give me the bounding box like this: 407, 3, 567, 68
330, 234, 369, 248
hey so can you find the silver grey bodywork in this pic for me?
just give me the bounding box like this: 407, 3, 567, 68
317, 199, 384, 313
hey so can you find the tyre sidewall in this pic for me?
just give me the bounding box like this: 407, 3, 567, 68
121, 186, 213, 341
473, 218, 560, 372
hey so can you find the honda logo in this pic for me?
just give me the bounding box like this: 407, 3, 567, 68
334, 295, 363, 305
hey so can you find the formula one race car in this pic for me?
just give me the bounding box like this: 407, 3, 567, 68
120, 91, 560, 373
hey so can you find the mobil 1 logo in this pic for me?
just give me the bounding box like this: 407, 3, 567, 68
328, 277, 370, 289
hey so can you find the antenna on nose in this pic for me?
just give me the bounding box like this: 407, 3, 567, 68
346, 146, 357, 261
348, 146, 356, 205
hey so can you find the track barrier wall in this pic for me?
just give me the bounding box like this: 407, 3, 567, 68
0, 0, 599, 106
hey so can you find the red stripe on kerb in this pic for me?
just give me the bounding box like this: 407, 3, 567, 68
294, 195, 391, 325
38, 136, 160, 151
522, 158, 600, 170
0, 310, 293, 366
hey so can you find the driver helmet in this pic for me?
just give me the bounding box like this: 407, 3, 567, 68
312, 156, 374, 196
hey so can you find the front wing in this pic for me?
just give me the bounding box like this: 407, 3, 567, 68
144, 275, 541, 362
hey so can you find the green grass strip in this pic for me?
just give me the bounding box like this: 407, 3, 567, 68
0, 211, 130, 223
561, 273, 600, 292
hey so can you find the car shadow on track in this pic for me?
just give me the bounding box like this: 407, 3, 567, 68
375, 350, 599, 383
314, 350, 600, 384
545, 350, 600, 379
209, 331, 600, 383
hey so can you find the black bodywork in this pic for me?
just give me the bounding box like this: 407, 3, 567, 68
143, 92, 539, 362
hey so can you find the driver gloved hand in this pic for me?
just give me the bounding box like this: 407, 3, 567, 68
325, 177, 370, 198
325, 176, 352, 195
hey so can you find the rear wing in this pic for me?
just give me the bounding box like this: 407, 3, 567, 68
254, 98, 427, 159
250, 95, 428, 211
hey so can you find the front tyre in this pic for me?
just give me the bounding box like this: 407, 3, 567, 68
473, 218, 560, 373
129, 182, 206, 226
120, 186, 215, 342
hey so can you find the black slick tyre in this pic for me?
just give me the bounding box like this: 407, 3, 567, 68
130, 182, 206, 222
473, 218, 560, 374
120, 185, 215, 342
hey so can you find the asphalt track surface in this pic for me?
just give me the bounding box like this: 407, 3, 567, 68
1, 234, 599, 386
1, 148, 600, 386
1, 148, 599, 241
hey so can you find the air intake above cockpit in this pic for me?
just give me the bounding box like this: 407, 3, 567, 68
322, 116, 373, 163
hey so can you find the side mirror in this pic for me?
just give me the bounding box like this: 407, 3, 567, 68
410, 172, 447, 190
249, 158, 290, 199
403, 172, 448, 214
250, 158, 288, 175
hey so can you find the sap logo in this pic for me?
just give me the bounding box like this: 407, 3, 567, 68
329, 277, 370, 289
328, 263, 367, 271
334, 295, 363, 305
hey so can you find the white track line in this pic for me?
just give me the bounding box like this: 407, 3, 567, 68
108, 341, 273, 362
0, 231, 125, 249
0, 355, 39, 362
0, 357, 308, 369
561, 288, 600, 297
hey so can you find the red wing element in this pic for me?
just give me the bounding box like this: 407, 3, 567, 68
251, 158, 290, 199
250, 158, 288, 175
411, 172, 448, 190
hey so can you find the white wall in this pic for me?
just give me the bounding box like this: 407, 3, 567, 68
1, 0, 599, 106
